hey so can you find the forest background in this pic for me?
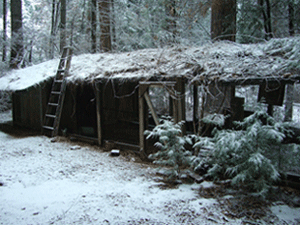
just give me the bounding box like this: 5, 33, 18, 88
1, 0, 300, 68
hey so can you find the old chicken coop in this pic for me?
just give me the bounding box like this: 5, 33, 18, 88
1, 38, 299, 155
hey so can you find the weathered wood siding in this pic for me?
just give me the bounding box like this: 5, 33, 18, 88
12, 80, 52, 130
102, 80, 139, 144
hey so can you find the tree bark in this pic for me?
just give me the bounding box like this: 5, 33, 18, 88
111, 0, 116, 48
258, 0, 273, 40
211, 0, 236, 41
60, 0, 66, 53
10, 0, 23, 68
91, 0, 97, 53
99, 0, 111, 52
288, 0, 295, 36
2, 0, 7, 62
50, 0, 59, 59
165, 0, 177, 43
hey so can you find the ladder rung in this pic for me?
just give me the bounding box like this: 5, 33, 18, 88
54, 79, 63, 83
43, 126, 54, 130
57, 69, 65, 73
48, 103, 58, 106
46, 114, 56, 118
51, 91, 61, 95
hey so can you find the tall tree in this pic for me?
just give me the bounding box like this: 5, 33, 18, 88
91, 0, 97, 53
258, 0, 273, 40
288, 0, 295, 36
211, 0, 236, 41
2, 0, 7, 62
50, 0, 60, 58
165, 0, 177, 43
60, 0, 67, 53
99, 0, 111, 52
10, 0, 24, 68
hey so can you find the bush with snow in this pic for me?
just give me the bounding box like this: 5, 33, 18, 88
0, 91, 12, 112
145, 118, 192, 181
192, 104, 300, 195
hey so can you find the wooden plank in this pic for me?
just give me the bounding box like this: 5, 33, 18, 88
71, 134, 98, 144
144, 92, 160, 126
139, 81, 176, 87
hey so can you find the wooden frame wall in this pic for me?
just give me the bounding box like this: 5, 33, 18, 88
138, 78, 186, 154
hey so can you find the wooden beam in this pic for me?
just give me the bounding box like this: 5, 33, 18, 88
139, 81, 176, 88
139, 83, 149, 98
144, 92, 160, 126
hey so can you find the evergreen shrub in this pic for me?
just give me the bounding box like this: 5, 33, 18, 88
145, 118, 192, 180
192, 105, 300, 195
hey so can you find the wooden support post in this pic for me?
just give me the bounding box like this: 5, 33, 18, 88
95, 82, 103, 146
193, 85, 199, 134
169, 95, 173, 117
284, 83, 294, 122
139, 81, 177, 154
175, 77, 186, 133
267, 104, 274, 116
173, 97, 178, 123
139, 85, 147, 154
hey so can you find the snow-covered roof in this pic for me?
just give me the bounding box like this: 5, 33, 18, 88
1, 38, 299, 91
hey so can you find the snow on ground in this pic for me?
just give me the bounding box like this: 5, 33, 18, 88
0, 112, 236, 225
0, 111, 300, 225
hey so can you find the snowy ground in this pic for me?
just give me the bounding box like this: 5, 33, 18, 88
0, 110, 300, 225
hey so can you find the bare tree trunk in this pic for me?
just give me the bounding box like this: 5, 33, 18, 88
81, 0, 86, 32
111, 0, 116, 48
99, 0, 111, 52
2, 0, 7, 62
50, 0, 59, 59
289, 0, 295, 36
28, 40, 33, 64
165, 0, 177, 43
258, 0, 273, 40
10, 0, 24, 68
60, 0, 66, 53
91, 0, 97, 53
211, 0, 236, 41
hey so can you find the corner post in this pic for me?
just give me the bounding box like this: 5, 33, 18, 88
139, 83, 148, 155
95, 82, 103, 146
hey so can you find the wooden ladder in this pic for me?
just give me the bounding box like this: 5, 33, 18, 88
42, 47, 73, 137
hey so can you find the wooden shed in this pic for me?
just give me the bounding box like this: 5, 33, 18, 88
1, 39, 299, 155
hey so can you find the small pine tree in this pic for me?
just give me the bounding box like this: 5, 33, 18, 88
145, 118, 192, 181
193, 104, 300, 195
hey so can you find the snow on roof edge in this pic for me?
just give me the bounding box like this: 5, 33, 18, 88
1, 38, 300, 91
